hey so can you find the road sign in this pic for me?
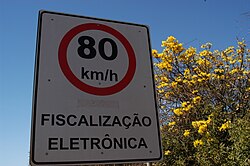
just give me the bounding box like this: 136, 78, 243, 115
30, 10, 162, 166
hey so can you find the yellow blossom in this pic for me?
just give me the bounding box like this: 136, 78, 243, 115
243, 70, 250, 75
158, 89, 164, 93
152, 49, 158, 55
190, 79, 197, 85
164, 150, 171, 155
196, 58, 204, 65
214, 68, 224, 73
176, 43, 184, 53
168, 121, 176, 126
194, 139, 204, 147
192, 75, 198, 80
181, 101, 189, 107
184, 68, 190, 77
192, 90, 198, 94
157, 61, 173, 71
196, 58, 211, 67
198, 124, 207, 134
171, 81, 178, 88
173, 108, 183, 116
178, 53, 188, 61
229, 60, 237, 64
199, 72, 209, 77
183, 104, 193, 112
193, 96, 201, 104
183, 130, 190, 137
152, 49, 163, 58
237, 49, 243, 54
206, 114, 213, 124
161, 36, 184, 54
185, 47, 196, 58
165, 92, 173, 99
219, 121, 231, 131
160, 76, 169, 82
197, 78, 204, 82
192, 115, 212, 133
161, 41, 167, 47
166, 36, 176, 43
158, 82, 168, 88
200, 50, 211, 57
219, 75, 225, 79
224, 46, 234, 54
175, 77, 182, 82
181, 101, 193, 112
183, 79, 188, 84
158, 53, 164, 58
230, 68, 239, 74
238, 41, 244, 45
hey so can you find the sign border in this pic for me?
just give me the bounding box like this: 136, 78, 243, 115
30, 10, 162, 165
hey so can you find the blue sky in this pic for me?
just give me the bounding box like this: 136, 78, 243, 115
0, 0, 249, 165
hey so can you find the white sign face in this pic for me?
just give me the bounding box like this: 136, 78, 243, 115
30, 10, 162, 166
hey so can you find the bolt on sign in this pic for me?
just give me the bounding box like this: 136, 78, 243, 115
30, 10, 162, 166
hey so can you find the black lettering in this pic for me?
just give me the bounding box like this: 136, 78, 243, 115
110, 70, 118, 82
67, 114, 77, 126
60, 138, 69, 150
91, 138, 101, 149
99, 38, 118, 61
81, 68, 118, 82
70, 138, 79, 150
138, 138, 148, 149
132, 114, 142, 127
99, 115, 102, 126
80, 138, 89, 149
51, 114, 55, 126
41, 114, 50, 126
128, 138, 137, 149
81, 67, 90, 79
78, 36, 118, 61
78, 36, 96, 59
112, 116, 122, 126
90, 115, 98, 126
48, 138, 58, 150
113, 137, 123, 149
122, 116, 131, 129
103, 115, 111, 126
123, 137, 127, 149
56, 114, 65, 126
142, 116, 151, 127
91, 71, 104, 80
102, 137, 112, 149
78, 115, 89, 126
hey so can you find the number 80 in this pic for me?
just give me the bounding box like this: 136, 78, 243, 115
78, 36, 118, 61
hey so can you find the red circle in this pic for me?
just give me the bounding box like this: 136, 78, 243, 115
58, 23, 136, 96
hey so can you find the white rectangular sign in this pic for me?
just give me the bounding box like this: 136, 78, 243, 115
30, 10, 162, 166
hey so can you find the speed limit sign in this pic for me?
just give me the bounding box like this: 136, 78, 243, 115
30, 10, 162, 166
58, 23, 136, 95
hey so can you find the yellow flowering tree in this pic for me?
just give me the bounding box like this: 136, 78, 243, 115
153, 36, 250, 165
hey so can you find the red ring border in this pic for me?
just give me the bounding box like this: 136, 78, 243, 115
58, 23, 136, 96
